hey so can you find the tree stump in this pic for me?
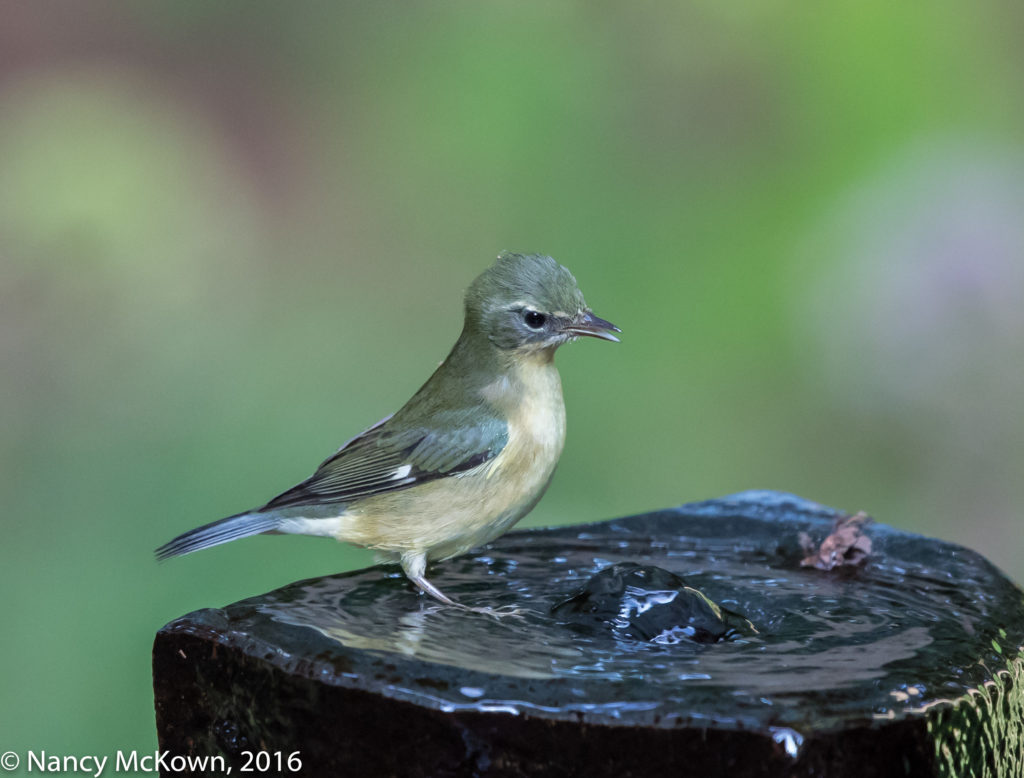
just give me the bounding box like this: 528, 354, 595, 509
153, 491, 1024, 777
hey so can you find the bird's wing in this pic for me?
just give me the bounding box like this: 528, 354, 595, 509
259, 410, 509, 511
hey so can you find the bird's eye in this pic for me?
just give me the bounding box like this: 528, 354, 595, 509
523, 310, 547, 329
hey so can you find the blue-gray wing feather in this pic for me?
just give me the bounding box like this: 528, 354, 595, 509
260, 411, 508, 511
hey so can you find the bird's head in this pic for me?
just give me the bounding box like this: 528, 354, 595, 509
464, 252, 620, 354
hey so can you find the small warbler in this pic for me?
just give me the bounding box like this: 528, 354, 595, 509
156, 252, 619, 613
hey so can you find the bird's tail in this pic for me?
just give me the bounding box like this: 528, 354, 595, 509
155, 511, 279, 561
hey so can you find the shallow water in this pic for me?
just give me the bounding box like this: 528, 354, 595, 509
237, 492, 1024, 770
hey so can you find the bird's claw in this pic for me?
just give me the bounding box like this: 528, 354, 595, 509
465, 604, 527, 620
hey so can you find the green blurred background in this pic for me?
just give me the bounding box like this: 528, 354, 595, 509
2, 0, 1023, 759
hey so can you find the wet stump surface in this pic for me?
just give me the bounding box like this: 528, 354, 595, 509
153, 491, 1024, 777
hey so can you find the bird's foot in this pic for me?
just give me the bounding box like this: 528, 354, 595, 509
463, 603, 527, 620
406, 565, 527, 619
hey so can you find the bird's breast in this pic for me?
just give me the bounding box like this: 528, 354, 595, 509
484, 360, 566, 483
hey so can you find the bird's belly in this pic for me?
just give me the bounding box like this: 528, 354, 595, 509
343, 449, 559, 560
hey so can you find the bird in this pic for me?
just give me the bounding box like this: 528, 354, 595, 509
156, 252, 619, 614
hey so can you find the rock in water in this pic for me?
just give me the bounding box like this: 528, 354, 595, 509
552, 561, 757, 643
153, 491, 1024, 777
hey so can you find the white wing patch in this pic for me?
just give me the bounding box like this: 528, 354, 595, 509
392, 464, 412, 480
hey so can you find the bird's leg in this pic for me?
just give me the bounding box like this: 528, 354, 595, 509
400, 551, 524, 619
401, 551, 460, 606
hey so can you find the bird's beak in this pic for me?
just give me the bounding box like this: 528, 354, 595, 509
564, 311, 621, 342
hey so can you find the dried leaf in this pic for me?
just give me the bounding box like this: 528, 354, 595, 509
801, 511, 872, 570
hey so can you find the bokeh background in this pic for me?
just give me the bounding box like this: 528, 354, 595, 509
2, 0, 1023, 759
